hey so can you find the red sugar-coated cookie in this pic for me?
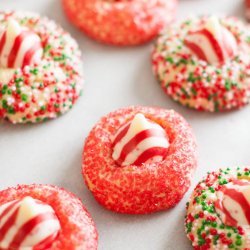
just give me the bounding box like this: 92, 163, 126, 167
62, 0, 177, 46
0, 184, 98, 250
82, 106, 197, 214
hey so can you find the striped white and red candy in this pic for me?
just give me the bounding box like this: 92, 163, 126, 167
112, 113, 169, 167
184, 17, 237, 64
215, 179, 250, 227
0, 19, 43, 69
0, 196, 60, 249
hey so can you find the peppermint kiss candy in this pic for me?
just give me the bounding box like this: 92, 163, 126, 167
0, 196, 60, 249
112, 113, 169, 166
0, 19, 43, 69
184, 16, 237, 64
215, 179, 250, 227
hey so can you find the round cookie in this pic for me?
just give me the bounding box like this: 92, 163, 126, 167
0, 11, 82, 124
0, 184, 98, 249
185, 167, 250, 249
62, 0, 177, 46
82, 106, 197, 214
152, 16, 250, 112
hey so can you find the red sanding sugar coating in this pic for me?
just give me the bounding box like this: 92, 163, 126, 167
82, 106, 197, 214
0, 184, 98, 250
245, 0, 250, 21
62, 0, 177, 46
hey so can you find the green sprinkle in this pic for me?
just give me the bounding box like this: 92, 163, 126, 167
235, 239, 242, 246
176, 58, 188, 65
7, 106, 15, 114
2, 99, 8, 109
30, 68, 38, 75
214, 101, 219, 112
44, 44, 52, 53
206, 76, 211, 82
190, 59, 196, 65
21, 94, 28, 102
202, 194, 207, 199
181, 87, 190, 98
219, 179, 228, 185
198, 239, 205, 246
184, 20, 191, 25
71, 83, 76, 89
15, 78, 23, 83
194, 214, 199, 219
215, 69, 221, 74
186, 222, 192, 233
54, 53, 69, 62
225, 79, 232, 91
189, 88, 196, 97
211, 222, 217, 228
187, 73, 196, 83
213, 235, 219, 245
195, 197, 200, 204
166, 57, 174, 64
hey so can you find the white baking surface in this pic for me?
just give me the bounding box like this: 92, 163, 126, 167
0, 0, 249, 249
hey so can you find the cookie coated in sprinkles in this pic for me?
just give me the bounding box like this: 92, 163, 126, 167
152, 16, 250, 112
185, 167, 250, 250
0, 11, 82, 124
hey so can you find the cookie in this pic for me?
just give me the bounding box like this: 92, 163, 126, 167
0, 184, 98, 250
152, 16, 250, 112
0, 11, 82, 124
185, 167, 250, 249
82, 106, 197, 214
62, 0, 177, 46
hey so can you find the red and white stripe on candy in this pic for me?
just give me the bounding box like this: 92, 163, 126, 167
112, 113, 169, 167
215, 179, 250, 227
0, 20, 42, 69
184, 17, 237, 64
0, 196, 60, 249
